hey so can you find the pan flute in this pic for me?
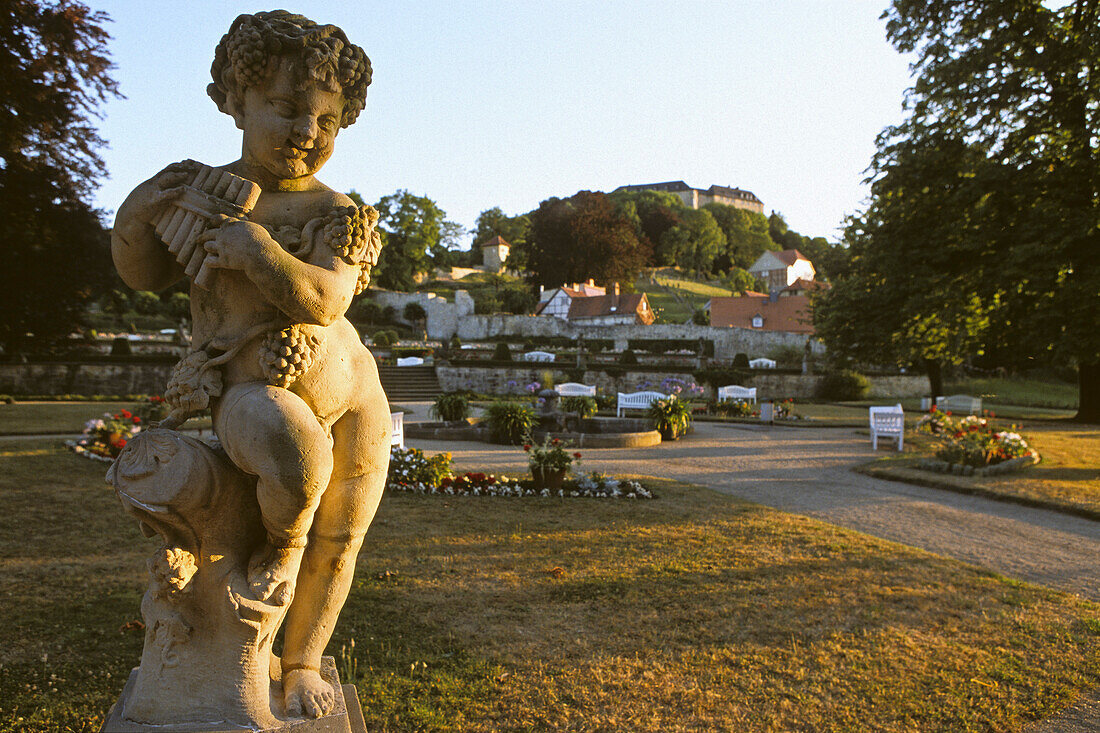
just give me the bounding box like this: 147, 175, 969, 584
152, 161, 262, 288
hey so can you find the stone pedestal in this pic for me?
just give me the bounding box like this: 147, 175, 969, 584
102, 656, 366, 733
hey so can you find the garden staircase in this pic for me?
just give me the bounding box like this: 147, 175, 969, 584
377, 365, 442, 402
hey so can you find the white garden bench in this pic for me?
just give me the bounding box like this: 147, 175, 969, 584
555, 382, 596, 397
749, 358, 776, 369
868, 404, 904, 451
617, 391, 668, 417
521, 350, 556, 362
717, 385, 757, 404
395, 356, 424, 367
935, 394, 982, 415
390, 412, 405, 448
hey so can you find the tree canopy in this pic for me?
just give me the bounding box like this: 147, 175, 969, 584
0, 0, 119, 352
818, 0, 1099, 418
526, 191, 650, 288
472, 206, 530, 269
369, 190, 463, 291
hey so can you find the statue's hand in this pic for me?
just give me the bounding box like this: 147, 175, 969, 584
125, 160, 200, 227
197, 218, 274, 276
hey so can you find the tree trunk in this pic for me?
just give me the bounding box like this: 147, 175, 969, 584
1077, 361, 1100, 423
924, 358, 944, 400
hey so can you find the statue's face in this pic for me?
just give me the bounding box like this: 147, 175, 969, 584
237, 57, 344, 183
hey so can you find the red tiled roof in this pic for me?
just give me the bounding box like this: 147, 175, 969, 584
709, 295, 815, 333
773, 249, 810, 266
567, 293, 654, 324
480, 235, 510, 248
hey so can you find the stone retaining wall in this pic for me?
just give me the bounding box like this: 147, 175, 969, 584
0, 362, 174, 395
0, 362, 929, 401
437, 365, 928, 400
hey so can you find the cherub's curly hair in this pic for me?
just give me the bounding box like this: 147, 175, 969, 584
208, 10, 372, 128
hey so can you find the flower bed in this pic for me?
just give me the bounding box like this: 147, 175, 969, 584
67, 408, 144, 462
915, 408, 1039, 476
385, 446, 653, 499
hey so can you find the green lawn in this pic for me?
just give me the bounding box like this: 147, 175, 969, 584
944, 377, 1078, 410
0, 402, 139, 435
0, 402, 212, 435
2, 442, 1098, 731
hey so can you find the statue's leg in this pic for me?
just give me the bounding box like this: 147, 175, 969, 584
215, 383, 335, 602
280, 402, 390, 718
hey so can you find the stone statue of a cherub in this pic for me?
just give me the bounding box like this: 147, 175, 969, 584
106, 10, 389, 727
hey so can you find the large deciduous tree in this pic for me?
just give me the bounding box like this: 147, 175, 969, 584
822, 0, 1099, 419
0, 0, 119, 352
703, 203, 774, 272
371, 190, 463, 292
887, 0, 1100, 420
526, 191, 650, 289
815, 132, 1005, 397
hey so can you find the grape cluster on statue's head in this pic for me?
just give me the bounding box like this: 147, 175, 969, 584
208, 10, 372, 128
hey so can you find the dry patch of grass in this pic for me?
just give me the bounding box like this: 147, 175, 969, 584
860, 423, 1100, 519
2, 443, 1098, 731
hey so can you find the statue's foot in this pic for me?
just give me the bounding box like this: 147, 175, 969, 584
247, 541, 304, 603
284, 667, 335, 718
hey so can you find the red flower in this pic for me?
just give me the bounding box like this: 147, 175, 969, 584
945, 411, 952, 416
523, 444, 532, 451
573, 452, 582, 459
989, 411, 996, 418
551, 438, 561, 445
132, 416, 141, 424
113, 413, 121, 420
120, 409, 132, 419
112, 438, 127, 449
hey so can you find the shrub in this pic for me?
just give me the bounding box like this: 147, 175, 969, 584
484, 401, 535, 444
817, 369, 870, 401
403, 302, 427, 324
647, 395, 692, 440
372, 330, 397, 348
561, 395, 598, 419
449, 334, 462, 349
493, 342, 513, 362
387, 446, 453, 488
618, 349, 638, 366
431, 392, 470, 422
110, 336, 133, 356
732, 353, 750, 368
693, 366, 751, 389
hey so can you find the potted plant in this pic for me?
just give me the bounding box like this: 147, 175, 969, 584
647, 395, 692, 441
524, 435, 581, 490
431, 391, 470, 423
484, 401, 535, 444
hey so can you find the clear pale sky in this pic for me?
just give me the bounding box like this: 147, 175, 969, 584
93, 1, 914, 246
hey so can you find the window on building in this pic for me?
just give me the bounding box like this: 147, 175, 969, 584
752, 315, 763, 328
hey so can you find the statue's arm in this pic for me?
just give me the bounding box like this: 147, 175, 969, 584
200, 220, 358, 326
112, 164, 193, 291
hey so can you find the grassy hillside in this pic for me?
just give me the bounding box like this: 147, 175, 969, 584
635, 268, 734, 324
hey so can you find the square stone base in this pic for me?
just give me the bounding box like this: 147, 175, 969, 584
102, 656, 366, 733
